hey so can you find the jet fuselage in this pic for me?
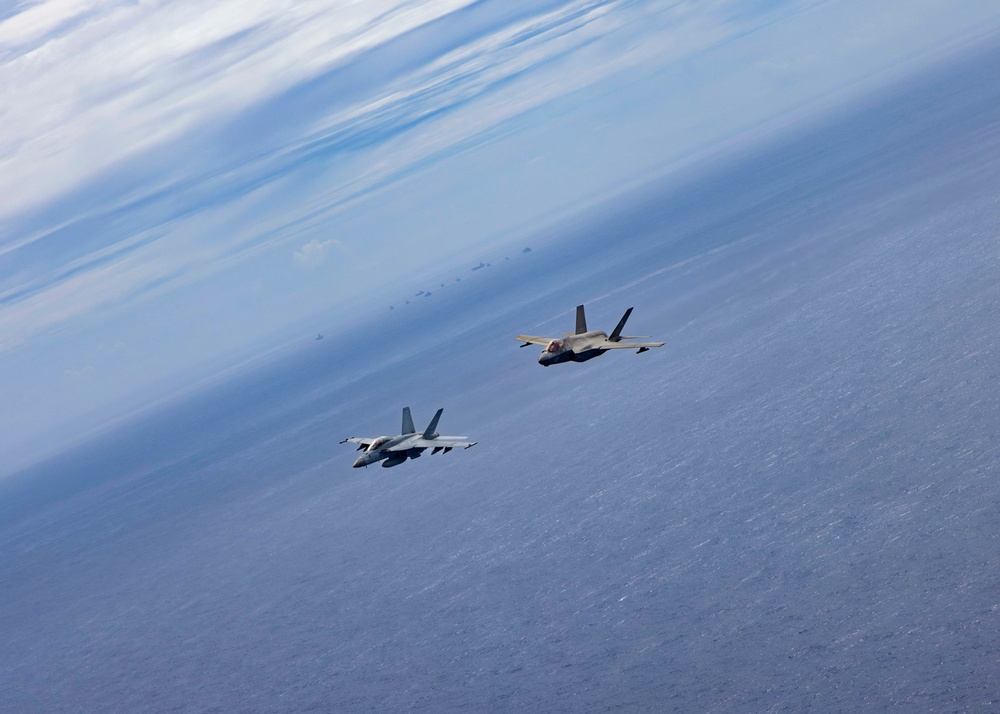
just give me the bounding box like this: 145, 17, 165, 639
538, 330, 610, 366
353, 434, 424, 467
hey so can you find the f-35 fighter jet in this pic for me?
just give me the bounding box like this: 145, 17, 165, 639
516, 305, 664, 366
341, 407, 477, 468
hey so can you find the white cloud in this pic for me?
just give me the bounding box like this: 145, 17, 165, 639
60, 340, 125, 380
96, 341, 126, 356
0, 0, 480, 219
293, 238, 341, 270
63, 363, 95, 380
0, 0, 104, 49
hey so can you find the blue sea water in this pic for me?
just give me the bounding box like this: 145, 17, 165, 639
3, 45, 1000, 712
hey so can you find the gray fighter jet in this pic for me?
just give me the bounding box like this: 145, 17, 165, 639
516, 305, 664, 366
341, 407, 477, 468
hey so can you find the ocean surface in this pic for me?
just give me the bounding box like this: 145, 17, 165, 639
3, 43, 1000, 712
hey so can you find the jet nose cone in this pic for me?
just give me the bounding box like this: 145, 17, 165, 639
353, 456, 365, 468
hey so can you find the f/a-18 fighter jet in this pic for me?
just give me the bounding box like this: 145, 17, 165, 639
340, 407, 477, 468
516, 304, 664, 366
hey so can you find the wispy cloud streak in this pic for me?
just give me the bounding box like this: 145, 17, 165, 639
0, 0, 808, 351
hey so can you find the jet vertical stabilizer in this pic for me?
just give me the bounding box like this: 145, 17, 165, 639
402, 407, 416, 434
575, 305, 587, 334
423, 408, 443, 438
609, 307, 634, 342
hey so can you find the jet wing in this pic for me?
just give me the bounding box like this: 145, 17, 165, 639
340, 437, 375, 450
515, 334, 552, 347
387, 436, 477, 450
599, 341, 665, 350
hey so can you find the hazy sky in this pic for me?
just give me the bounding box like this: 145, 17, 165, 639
2, 0, 1000, 469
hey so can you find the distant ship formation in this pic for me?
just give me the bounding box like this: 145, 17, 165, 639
320, 247, 537, 321
380, 248, 532, 312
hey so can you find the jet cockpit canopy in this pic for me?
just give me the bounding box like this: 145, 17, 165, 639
545, 339, 563, 353
367, 436, 391, 452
